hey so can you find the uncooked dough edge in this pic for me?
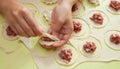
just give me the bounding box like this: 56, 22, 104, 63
41, 0, 58, 5
39, 33, 60, 46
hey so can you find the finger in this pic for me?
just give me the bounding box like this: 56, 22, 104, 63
8, 17, 28, 37
13, 23, 28, 37
49, 8, 64, 37
59, 23, 73, 40
44, 45, 54, 49
53, 40, 67, 47
48, 28, 52, 34
8, 15, 28, 37
9, 25, 19, 35
12, 11, 35, 37
52, 33, 71, 47
5, 14, 19, 35
49, 6, 71, 37
53, 23, 73, 47
20, 9, 43, 36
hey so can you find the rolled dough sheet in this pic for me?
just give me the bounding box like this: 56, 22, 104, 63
19, 0, 120, 69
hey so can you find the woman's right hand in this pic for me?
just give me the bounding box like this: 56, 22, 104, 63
0, 0, 43, 37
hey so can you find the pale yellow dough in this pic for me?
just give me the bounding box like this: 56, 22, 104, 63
105, 0, 120, 15
15, 0, 120, 69
88, 0, 100, 6
41, 0, 57, 4
54, 44, 78, 67
104, 30, 120, 51
78, 36, 102, 58
23, 3, 42, 22
71, 18, 91, 39
42, 9, 52, 23
87, 10, 109, 28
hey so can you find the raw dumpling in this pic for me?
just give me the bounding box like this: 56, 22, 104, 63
39, 33, 60, 46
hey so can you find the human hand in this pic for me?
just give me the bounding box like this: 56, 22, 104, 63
44, 0, 78, 48
0, 0, 43, 37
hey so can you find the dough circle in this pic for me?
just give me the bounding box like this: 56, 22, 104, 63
87, 10, 109, 28
79, 36, 102, 58
71, 18, 91, 39
54, 44, 78, 66
104, 30, 120, 51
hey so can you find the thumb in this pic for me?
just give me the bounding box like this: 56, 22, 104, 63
48, 7, 65, 37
